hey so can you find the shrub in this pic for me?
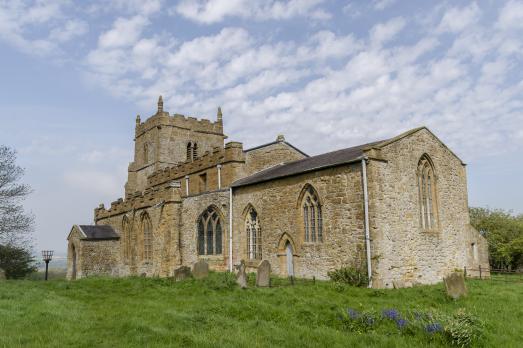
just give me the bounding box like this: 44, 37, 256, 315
0, 244, 36, 279
328, 267, 368, 287
444, 309, 484, 347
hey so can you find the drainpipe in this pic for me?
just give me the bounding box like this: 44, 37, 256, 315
185, 175, 189, 196
217, 164, 222, 190
361, 157, 373, 288
229, 187, 233, 272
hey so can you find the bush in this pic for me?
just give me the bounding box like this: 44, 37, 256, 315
444, 309, 484, 347
328, 267, 368, 287
0, 244, 37, 279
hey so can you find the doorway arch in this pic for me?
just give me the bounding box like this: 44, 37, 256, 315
277, 233, 296, 277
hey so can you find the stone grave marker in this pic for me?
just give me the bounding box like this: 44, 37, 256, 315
193, 260, 209, 279
173, 266, 192, 281
236, 260, 248, 289
256, 260, 271, 287
0, 268, 5, 281
443, 272, 467, 300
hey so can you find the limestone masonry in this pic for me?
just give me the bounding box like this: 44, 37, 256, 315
66, 97, 489, 288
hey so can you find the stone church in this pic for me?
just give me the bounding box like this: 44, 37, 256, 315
66, 96, 489, 288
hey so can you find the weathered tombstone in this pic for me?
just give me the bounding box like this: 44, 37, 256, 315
443, 272, 468, 300
0, 268, 5, 281
193, 260, 209, 279
256, 260, 271, 287
236, 260, 248, 289
173, 266, 192, 281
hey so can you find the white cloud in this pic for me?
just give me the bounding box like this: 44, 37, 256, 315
64, 170, 123, 196
497, 0, 523, 29
49, 19, 89, 42
437, 3, 481, 33
373, 0, 396, 11
98, 15, 149, 48
172, 0, 330, 24
370, 17, 406, 46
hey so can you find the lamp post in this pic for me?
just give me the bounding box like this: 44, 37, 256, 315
42, 250, 54, 281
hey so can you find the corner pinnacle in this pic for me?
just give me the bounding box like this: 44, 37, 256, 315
217, 106, 223, 122
157, 95, 163, 114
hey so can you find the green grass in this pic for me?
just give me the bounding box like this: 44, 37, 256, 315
0, 273, 521, 347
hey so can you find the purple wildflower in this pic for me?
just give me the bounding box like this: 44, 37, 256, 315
425, 323, 443, 334
396, 318, 408, 329
382, 309, 400, 320
347, 308, 359, 319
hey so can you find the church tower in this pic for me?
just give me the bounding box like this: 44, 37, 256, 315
125, 96, 226, 195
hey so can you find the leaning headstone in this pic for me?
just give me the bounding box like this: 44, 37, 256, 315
193, 260, 209, 279
443, 272, 467, 300
173, 266, 192, 281
0, 268, 5, 281
256, 260, 271, 287
236, 260, 248, 289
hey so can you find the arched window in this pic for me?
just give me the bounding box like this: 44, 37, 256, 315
192, 142, 198, 160
417, 155, 438, 230
301, 185, 323, 242
197, 207, 223, 255
141, 213, 153, 261
186, 142, 198, 161
122, 216, 131, 261
187, 142, 193, 161
245, 207, 262, 260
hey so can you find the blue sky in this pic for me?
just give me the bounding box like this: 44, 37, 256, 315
0, 0, 522, 254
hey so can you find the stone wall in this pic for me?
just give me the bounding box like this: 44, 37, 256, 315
243, 140, 307, 177
366, 128, 489, 288
232, 164, 367, 279
66, 227, 120, 280
180, 190, 231, 271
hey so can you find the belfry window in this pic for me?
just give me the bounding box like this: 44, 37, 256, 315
301, 185, 323, 242
245, 207, 262, 260
197, 207, 223, 255
417, 155, 439, 230
142, 213, 153, 261
186, 142, 198, 161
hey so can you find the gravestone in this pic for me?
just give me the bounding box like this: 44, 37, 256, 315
392, 280, 405, 289
443, 272, 467, 300
0, 268, 5, 281
236, 260, 248, 289
173, 266, 192, 281
256, 260, 271, 287
193, 260, 209, 279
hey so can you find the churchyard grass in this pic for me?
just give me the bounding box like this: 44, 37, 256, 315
0, 273, 521, 347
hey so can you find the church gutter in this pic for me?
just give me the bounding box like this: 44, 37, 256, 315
229, 187, 233, 272
361, 157, 373, 288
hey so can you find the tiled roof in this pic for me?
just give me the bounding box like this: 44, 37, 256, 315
78, 225, 120, 240
232, 140, 385, 187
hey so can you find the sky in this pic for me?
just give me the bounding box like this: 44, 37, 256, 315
0, 0, 522, 254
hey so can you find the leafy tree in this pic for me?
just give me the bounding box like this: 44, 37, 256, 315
0, 244, 36, 278
470, 207, 523, 270
0, 145, 34, 247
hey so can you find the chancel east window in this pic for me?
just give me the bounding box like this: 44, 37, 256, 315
197, 207, 223, 255
302, 185, 323, 242
142, 213, 153, 261
245, 207, 262, 260
417, 155, 439, 230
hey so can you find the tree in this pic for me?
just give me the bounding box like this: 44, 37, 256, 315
0, 244, 36, 279
470, 207, 523, 270
0, 145, 34, 248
